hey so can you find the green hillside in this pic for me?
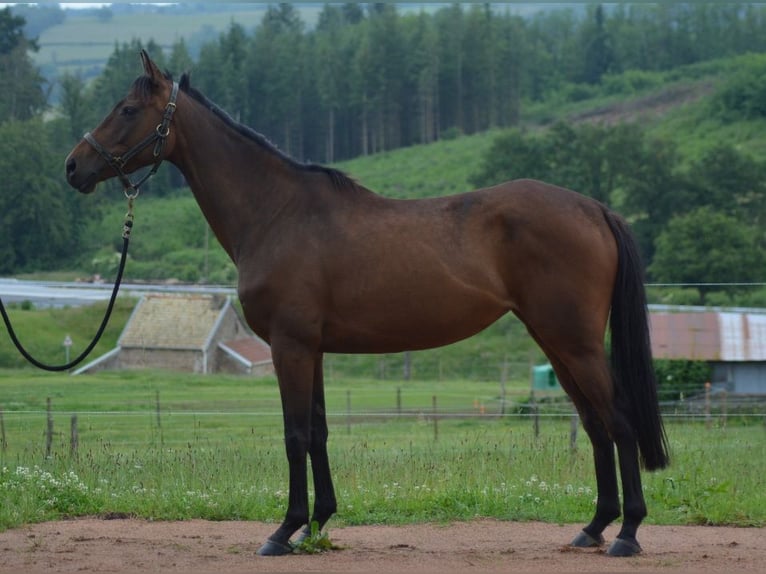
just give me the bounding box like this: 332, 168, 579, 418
332, 65, 727, 197
336, 130, 499, 199
339, 55, 766, 193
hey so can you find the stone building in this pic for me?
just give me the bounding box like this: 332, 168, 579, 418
74, 293, 272, 376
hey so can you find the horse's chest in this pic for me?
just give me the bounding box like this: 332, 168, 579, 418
236, 278, 275, 341
236, 270, 322, 345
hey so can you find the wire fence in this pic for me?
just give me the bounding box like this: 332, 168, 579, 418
1, 385, 764, 461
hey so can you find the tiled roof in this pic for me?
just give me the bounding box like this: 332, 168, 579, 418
119, 293, 229, 350
220, 338, 272, 365
651, 311, 766, 362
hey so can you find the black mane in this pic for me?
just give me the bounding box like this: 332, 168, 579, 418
172, 72, 358, 191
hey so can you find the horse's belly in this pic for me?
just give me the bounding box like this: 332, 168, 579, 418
319, 287, 510, 354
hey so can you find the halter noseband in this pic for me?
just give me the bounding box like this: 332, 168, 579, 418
83, 81, 179, 197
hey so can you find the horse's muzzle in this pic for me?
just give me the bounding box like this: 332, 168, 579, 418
65, 156, 97, 194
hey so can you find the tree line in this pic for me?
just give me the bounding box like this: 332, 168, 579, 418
52, 3, 766, 163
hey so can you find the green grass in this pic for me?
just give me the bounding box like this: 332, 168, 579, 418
0, 370, 764, 532
0, 369, 529, 416
649, 98, 766, 162
335, 130, 499, 199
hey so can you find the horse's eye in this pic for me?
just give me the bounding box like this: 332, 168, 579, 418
120, 105, 138, 117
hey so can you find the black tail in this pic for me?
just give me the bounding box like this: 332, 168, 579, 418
604, 211, 670, 471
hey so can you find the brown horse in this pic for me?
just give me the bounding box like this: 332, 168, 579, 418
65, 51, 668, 557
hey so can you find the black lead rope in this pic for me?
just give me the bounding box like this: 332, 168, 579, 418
0, 199, 135, 372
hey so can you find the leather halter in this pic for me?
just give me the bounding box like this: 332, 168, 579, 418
83, 81, 179, 197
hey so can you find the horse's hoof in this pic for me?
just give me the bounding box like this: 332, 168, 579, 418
607, 537, 642, 557
257, 538, 294, 556
570, 530, 604, 548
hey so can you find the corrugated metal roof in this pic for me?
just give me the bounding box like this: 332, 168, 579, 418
720, 312, 766, 361
119, 293, 229, 350
650, 311, 766, 362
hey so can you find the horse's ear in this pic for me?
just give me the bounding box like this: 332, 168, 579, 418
140, 49, 163, 81
179, 72, 191, 91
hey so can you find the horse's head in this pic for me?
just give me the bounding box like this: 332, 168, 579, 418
65, 50, 179, 195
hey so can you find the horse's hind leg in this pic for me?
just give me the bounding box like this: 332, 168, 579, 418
572, 413, 621, 547
521, 307, 641, 550
577, 388, 648, 555
544, 354, 621, 548
546, 349, 647, 556
609, 410, 647, 555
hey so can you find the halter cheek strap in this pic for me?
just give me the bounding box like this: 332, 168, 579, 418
83, 81, 179, 197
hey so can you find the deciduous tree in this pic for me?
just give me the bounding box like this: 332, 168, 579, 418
650, 207, 765, 294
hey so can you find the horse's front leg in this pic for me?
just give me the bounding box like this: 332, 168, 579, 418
258, 341, 317, 556
295, 353, 337, 544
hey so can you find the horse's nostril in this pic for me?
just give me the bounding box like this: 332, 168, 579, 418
66, 157, 76, 175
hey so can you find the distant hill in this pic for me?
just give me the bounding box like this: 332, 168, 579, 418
30, 4, 313, 84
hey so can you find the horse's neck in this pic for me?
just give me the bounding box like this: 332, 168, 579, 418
169, 101, 300, 263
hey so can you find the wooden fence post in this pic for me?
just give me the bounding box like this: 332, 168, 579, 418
403, 352, 411, 381
432, 395, 438, 441
45, 397, 53, 458
569, 412, 579, 452
0, 407, 6, 452
155, 390, 164, 446
396, 387, 402, 415
70, 414, 79, 458
346, 390, 351, 435
500, 356, 508, 415
705, 382, 712, 429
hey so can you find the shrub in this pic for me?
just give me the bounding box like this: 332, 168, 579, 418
710, 55, 766, 120
602, 70, 663, 95
654, 360, 711, 401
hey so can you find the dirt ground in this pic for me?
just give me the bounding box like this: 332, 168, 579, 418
0, 518, 763, 574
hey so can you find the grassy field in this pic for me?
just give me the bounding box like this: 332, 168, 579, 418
0, 299, 134, 369
33, 7, 322, 77
0, 370, 764, 532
